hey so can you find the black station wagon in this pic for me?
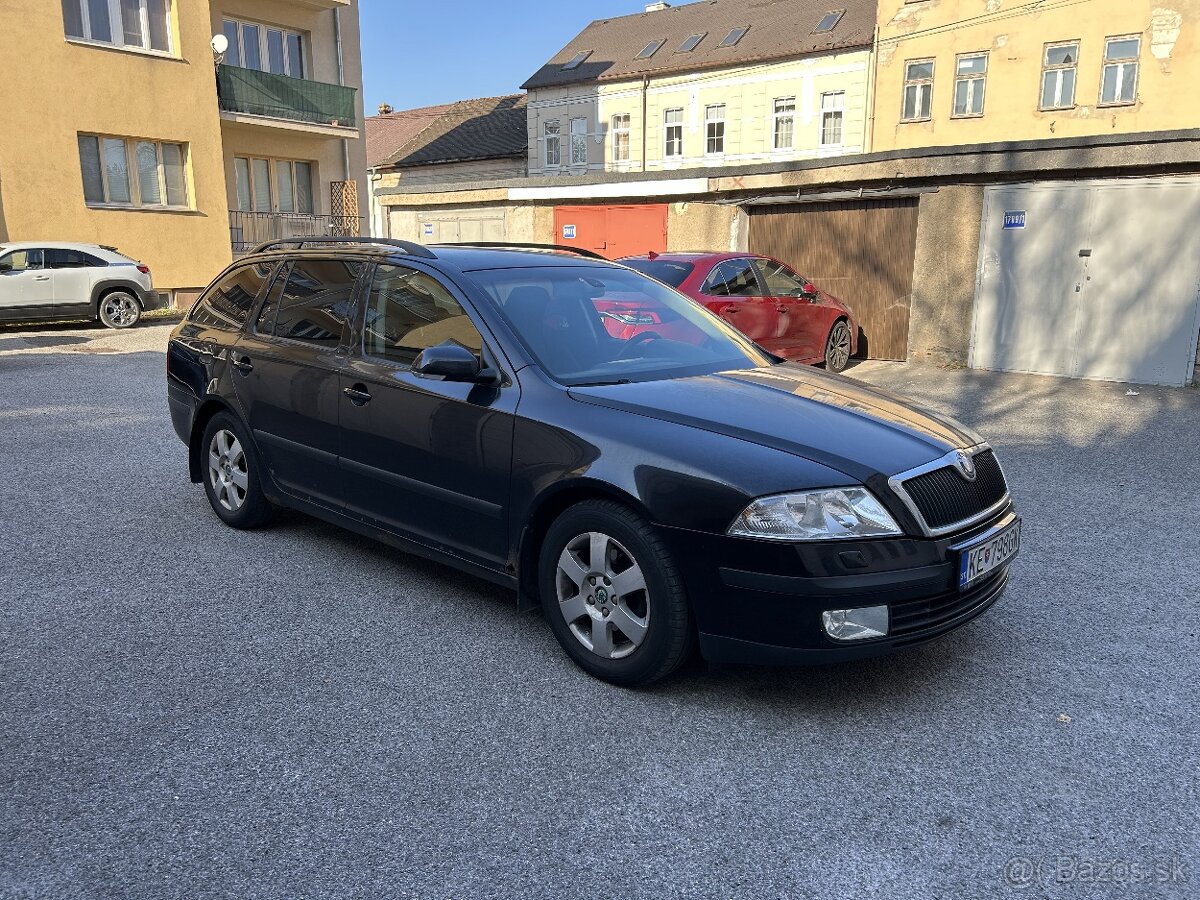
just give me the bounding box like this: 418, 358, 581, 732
167, 239, 1020, 686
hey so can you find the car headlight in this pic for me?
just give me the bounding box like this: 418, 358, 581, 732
727, 488, 902, 541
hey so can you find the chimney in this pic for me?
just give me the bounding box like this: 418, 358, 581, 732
645, 2, 670, 11
378, 103, 394, 115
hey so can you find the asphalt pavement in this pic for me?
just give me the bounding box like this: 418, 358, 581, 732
1, 322, 1196, 899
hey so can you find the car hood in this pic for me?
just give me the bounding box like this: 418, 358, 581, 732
568, 363, 983, 483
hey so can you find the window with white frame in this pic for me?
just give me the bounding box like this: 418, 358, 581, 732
952, 53, 988, 117
1100, 36, 1140, 105
78, 134, 188, 208
222, 18, 304, 78
663, 108, 684, 158
611, 114, 631, 163
902, 59, 934, 121
570, 118, 588, 166
544, 121, 561, 167
1040, 41, 1079, 110
705, 104, 726, 155
773, 97, 795, 150
62, 0, 172, 53
819, 92, 845, 145
233, 157, 314, 214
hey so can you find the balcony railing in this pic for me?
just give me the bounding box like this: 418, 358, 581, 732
230, 211, 363, 253
217, 66, 357, 128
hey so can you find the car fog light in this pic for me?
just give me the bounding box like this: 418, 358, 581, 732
822, 605, 889, 642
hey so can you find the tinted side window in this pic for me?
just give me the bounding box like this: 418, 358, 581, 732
1, 250, 45, 271
273, 258, 364, 348
703, 259, 761, 297
753, 259, 809, 296
190, 263, 273, 330
364, 265, 482, 366
47, 249, 104, 269
255, 262, 290, 335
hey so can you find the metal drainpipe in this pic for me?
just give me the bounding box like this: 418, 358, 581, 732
334, 8, 350, 184
641, 75, 649, 172
865, 24, 879, 153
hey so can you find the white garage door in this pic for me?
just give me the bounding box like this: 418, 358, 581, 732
390, 211, 505, 245
971, 178, 1200, 386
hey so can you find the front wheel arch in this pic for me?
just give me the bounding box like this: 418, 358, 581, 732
516, 481, 653, 610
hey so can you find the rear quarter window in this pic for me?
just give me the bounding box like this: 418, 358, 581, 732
189, 262, 276, 331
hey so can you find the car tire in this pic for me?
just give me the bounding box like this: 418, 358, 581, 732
539, 500, 693, 687
823, 319, 852, 373
97, 291, 142, 329
200, 412, 273, 529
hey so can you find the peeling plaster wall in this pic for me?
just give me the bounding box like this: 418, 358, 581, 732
872, 0, 1200, 151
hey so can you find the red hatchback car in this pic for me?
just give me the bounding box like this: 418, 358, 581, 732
619, 252, 858, 372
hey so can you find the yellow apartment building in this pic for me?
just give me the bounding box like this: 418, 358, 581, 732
0, 0, 367, 303
872, 0, 1200, 150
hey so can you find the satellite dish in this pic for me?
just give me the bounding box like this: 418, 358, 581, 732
211, 33, 229, 55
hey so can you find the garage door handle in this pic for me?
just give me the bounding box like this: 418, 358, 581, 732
232, 356, 253, 374
343, 385, 372, 406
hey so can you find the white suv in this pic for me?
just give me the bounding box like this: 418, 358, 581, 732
0, 242, 161, 329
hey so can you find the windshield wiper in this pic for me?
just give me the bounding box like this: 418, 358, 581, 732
570, 378, 633, 387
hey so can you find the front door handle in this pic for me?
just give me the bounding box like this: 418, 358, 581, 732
343, 384, 372, 406
232, 356, 253, 374
34, 275, 51, 282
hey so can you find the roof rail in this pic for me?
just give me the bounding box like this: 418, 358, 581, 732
436, 241, 607, 261
249, 236, 438, 259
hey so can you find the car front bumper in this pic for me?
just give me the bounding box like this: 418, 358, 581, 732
662, 506, 1018, 665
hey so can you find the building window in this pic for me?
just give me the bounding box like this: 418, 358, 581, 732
544, 121, 561, 168
773, 97, 796, 150
1100, 36, 1140, 105
952, 53, 988, 117
902, 59, 934, 121
611, 114, 631, 163
222, 18, 304, 78
570, 118, 588, 166
663, 108, 683, 158
705, 104, 726, 155
233, 156, 314, 214
819, 92, 845, 146
78, 134, 188, 208
62, 0, 172, 53
1040, 41, 1079, 110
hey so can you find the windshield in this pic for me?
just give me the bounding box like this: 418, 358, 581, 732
621, 258, 695, 288
468, 265, 772, 386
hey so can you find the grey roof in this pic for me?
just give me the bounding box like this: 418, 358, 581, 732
522, 0, 877, 90
382, 95, 528, 169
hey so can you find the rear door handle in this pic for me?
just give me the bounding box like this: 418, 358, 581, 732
343, 384, 372, 406
34, 275, 51, 282
232, 356, 253, 374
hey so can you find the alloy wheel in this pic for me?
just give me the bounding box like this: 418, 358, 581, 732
208, 429, 249, 512
555, 531, 650, 659
827, 321, 851, 371
100, 293, 140, 328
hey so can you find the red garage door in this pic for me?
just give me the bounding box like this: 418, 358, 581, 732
554, 205, 668, 259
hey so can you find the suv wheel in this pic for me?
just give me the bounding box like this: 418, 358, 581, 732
200, 412, 273, 529
98, 291, 142, 329
539, 500, 693, 687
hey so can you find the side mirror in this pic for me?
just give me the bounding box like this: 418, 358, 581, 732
801, 282, 819, 301
0, 263, 12, 274
413, 343, 495, 383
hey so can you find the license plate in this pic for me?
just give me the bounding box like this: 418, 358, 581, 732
958, 519, 1021, 589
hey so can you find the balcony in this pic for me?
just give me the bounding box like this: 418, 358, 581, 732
217, 66, 358, 133
230, 211, 363, 254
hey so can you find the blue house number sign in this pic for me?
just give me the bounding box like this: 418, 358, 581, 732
1003, 211, 1027, 229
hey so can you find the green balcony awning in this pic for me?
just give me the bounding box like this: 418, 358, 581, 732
217, 66, 357, 128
